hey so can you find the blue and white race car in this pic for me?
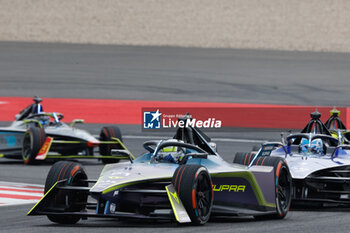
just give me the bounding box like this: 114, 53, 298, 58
234, 110, 350, 206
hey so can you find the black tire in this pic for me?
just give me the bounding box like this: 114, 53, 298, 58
22, 127, 46, 165
250, 157, 292, 220
252, 145, 261, 151
99, 126, 123, 164
172, 165, 213, 225
233, 152, 257, 166
44, 161, 88, 224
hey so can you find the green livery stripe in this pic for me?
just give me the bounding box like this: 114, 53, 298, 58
102, 181, 142, 194
23, 119, 43, 128
98, 141, 120, 144
52, 140, 121, 144
46, 155, 128, 159
111, 137, 135, 160
211, 172, 276, 208
50, 138, 135, 160
100, 177, 171, 194
52, 140, 85, 144
27, 182, 58, 215
100, 171, 275, 208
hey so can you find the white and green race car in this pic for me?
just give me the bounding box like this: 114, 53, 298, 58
0, 97, 127, 164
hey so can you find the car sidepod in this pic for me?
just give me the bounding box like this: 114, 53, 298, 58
210, 165, 277, 216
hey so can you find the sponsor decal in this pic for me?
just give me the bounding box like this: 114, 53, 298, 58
261, 145, 274, 156
5, 136, 16, 147
0, 133, 22, 148
169, 190, 180, 204
212, 184, 246, 192
35, 137, 53, 160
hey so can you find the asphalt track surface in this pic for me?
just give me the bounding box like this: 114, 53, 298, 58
1, 42, 350, 232
1, 41, 350, 106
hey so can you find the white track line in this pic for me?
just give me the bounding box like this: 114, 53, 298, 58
0, 181, 44, 207
0, 185, 42, 192
0, 190, 43, 197
0, 181, 43, 188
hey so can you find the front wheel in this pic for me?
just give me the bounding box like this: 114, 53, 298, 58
44, 161, 88, 224
172, 165, 213, 225
232, 152, 256, 166
22, 127, 46, 165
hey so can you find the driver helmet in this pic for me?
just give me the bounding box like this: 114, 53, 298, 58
299, 138, 323, 154
39, 115, 50, 126
159, 139, 185, 163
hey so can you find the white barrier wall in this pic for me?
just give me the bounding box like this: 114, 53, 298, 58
1, 0, 350, 52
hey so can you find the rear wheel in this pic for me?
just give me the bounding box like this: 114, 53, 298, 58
22, 127, 46, 165
99, 126, 122, 164
172, 165, 213, 225
274, 162, 292, 218
232, 152, 257, 166
45, 161, 88, 224
251, 157, 292, 219
251, 145, 261, 151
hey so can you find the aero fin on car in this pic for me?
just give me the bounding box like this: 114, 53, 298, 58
35, 137, 53, 160
27, 181, 60, 216
165, 184, 191, 223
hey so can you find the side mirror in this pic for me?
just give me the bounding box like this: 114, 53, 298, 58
111, 149, 134, 163
70, 119, 84, 127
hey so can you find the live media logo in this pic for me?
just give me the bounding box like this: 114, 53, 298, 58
143, 110, 162, 129
143, 109, 222, 129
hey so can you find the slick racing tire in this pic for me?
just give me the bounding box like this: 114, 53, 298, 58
172, 165, 213, 225
232, 152, 257, 166
45, 161, 88, 224
251, 145, 261, 151
252, 157, 292, 220
22, 127, 46, 165
99, 126, 123, 164
233, 153, 292, 219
